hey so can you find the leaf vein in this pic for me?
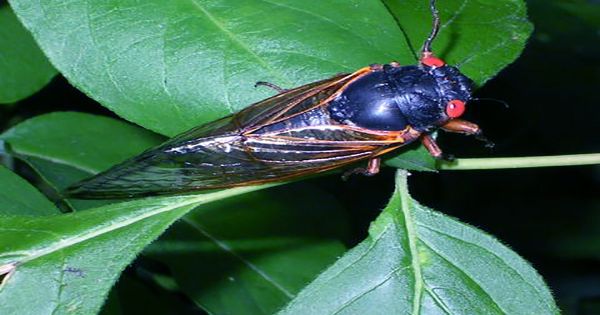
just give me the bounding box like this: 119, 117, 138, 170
331, 265, 411, 315
188, 0, 291, 86
395, 171, 423, 314
417, 223, 556, 311
84, 0, 139, 107
256, 0, 390, 60
417, 239, 506, 314
423, 284, 454, 315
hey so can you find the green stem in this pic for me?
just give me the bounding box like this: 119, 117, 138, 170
439, 153, 600, 170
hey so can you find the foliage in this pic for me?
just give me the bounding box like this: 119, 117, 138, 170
0, 5, 56, 104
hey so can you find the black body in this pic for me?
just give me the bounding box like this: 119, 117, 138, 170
329, 64, 473, 132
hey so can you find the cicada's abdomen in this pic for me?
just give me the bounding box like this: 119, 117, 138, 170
327, 69, 409, 132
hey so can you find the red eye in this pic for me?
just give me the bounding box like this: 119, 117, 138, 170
421, 56, 445, 68
446, 99, 465, 118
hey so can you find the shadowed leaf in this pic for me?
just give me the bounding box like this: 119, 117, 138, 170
0, 5, 56, 104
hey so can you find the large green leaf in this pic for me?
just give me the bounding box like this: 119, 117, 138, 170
147, 185, 350, 314
6, 0, 399, 135
0, 4, 56, 104
280, 170, 559, 314
7, 0, 531, 136
0, 185, 272, 315
382, 0, 532, 86
0, 165, 59, 215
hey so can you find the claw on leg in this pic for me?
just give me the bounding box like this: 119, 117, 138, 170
254, 81, 287, 93
442, 119, 495, 148
342, 158, 381, 181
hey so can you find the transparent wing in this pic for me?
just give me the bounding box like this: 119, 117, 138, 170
65, 130, 398, 198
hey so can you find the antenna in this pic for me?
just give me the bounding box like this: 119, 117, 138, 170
421, 0, 440, 56
470, 97, 511, 108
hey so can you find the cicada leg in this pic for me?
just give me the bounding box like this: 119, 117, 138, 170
442, 119, 495, 148
421, 134, 455, 161
342, 158, 381, 181
254, 81, 288, 93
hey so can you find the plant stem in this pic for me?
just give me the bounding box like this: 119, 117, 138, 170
438, 153, 600, 170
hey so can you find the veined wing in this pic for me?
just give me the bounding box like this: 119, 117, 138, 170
64, 125, 412, 199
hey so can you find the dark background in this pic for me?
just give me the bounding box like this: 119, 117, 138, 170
1, 0, 598, 314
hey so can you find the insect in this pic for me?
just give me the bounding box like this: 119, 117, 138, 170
66, 0, 490, 199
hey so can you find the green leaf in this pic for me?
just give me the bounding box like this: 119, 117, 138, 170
0, 165, 59, 215
7, 0, 531, 136
7, 0, 404, 135
383, 0, 533, 86
147, 184, 350, 315
0, 4, 56, 104
0, 185, 272, 315
280, 170, 559, 314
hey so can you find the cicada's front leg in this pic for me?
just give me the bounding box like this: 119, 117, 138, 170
442, 119, 495, 148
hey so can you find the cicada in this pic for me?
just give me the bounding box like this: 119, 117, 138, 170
66, 0, 489, 199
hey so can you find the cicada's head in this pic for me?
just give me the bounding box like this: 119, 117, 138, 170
424, 56, 474, 125
386, 57, 473, 132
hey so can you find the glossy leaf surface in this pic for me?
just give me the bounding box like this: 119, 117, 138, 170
0, 186, 271, 314
382, 0, 532, 86
280, 171, 559, 315
0, 5, 56, 104
8, 0, 531, 135
0, 165, 58, 215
